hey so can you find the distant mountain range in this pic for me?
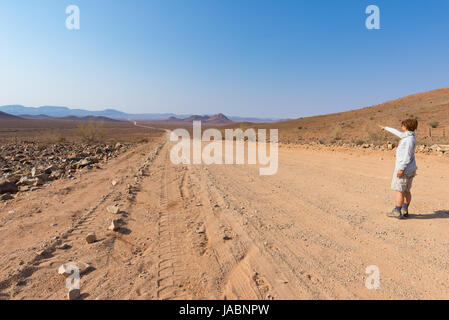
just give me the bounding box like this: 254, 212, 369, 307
0, 105, 287, 123
166, 113, 232, 124
0, 111, 22, 120
0, 105, 177, 120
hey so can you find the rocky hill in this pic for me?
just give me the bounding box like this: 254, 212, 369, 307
228, 88, 449, 145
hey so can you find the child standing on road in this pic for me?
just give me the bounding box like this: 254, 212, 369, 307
380, 119, 418, 219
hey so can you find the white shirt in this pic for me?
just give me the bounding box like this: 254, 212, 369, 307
385, 127, 418, 175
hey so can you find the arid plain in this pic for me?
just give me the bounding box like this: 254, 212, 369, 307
1, 88, 449, 299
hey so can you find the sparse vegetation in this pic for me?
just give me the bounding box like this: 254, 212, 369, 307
428, 120, 439, 128
76, 120, 107, 143
332, 125, 343, 140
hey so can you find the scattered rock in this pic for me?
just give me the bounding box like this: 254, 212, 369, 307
1, 193, 14, 201
111, 180, 118, 186
17, 176, 39, 186
108, 219, 120, 231
107, 205, 120, 214
85, 232, 97, 244
36, 249, 47, 257
58, 243, 71, 250
221, 233, 232, 240
44, 165, 56, 174
196, 225, 206, 234
0, 142, 132, 197
0, 180, 18, 194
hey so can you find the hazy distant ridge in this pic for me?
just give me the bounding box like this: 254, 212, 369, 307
0, 105, 286, 123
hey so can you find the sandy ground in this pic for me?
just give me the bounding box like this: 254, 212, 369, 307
1, 135, 449, 300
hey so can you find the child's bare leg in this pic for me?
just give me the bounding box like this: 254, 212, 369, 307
395, 191, 405, 207
404, 191, 411, 205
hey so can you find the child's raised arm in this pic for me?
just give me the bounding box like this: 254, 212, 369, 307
382, 126, 405, 138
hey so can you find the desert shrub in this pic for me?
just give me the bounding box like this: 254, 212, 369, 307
298, 126, 303, 130
38, 129, 68, 144
428, 120, 439, 128
332, 125, 343, 140
76, 120, 106, 143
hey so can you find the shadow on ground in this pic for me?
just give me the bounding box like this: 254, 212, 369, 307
407, 210, 449, 220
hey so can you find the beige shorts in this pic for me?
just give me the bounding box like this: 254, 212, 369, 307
391, 171, 416, 192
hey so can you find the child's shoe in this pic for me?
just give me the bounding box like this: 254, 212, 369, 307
387, 208, 403, 219
401, 207, 409, 218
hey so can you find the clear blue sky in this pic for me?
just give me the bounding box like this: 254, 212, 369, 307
1, 0, 448, 118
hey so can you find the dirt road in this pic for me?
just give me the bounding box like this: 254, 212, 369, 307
1, 136, 449, 300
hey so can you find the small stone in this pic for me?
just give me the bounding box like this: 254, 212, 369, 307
1, 193, 13, 201
44, 165, 56, 174
221, 234, 232, 240
86, 232, 97, 244
107, 205, 120, 214
58, 243, 70, 250
111, 180, 118, 186
196, 225, 205, 234
277, 279, 288, 284
67, 288, 80, 300
0, 181, 18, 194
18, 176, 37, 186
108, 219, 120, 231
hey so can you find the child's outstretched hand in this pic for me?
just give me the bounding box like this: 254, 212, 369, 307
378, 125, 385, 131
